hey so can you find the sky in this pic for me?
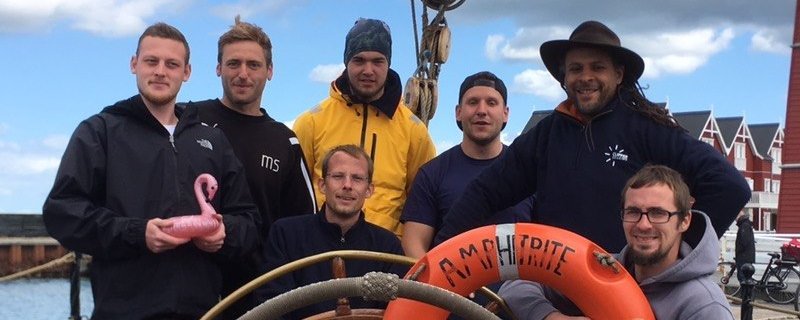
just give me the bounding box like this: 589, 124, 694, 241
0, 0, 795, 213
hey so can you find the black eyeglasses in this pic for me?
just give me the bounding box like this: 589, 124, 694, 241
620, 208, 682, 224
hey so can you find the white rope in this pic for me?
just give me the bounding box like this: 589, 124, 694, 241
0, 252, 87, 282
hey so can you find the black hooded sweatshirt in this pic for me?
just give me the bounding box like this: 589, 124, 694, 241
43, 95, 260, 319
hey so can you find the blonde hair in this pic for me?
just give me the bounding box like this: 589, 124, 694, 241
217, 15, 272, 65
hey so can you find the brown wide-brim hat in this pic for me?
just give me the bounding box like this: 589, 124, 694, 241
540, 20, 644, 85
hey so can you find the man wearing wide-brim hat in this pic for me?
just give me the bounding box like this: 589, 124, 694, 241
435, 21, 750, 257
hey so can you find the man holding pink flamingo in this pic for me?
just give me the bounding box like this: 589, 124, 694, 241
42, 22, 259, 320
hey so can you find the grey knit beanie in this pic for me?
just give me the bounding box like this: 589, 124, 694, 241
343, 18, 392, 65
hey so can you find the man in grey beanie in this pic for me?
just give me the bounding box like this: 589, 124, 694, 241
293, 18, 435, 237
343, 18, 393, 66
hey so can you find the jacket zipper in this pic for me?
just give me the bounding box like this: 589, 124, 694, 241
359, 104, 368, 149
370, 133, 377, 163
169, 132, 180, 211
169, 134, 177, 153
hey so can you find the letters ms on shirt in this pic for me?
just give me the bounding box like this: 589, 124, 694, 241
261, 154, 280, 172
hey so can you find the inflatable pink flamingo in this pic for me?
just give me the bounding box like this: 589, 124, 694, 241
162, 173, 221, 238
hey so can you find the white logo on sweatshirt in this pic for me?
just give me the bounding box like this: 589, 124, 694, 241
196, 139, 213, 150
604, 144, 628, 167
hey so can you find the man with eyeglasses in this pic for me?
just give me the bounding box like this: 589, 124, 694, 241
256, 145, 406, 319
499, 165, 734, 319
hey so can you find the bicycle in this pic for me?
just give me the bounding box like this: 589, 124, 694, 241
717, 252, 800, 304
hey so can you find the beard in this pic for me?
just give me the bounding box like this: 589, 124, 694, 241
628, 243, 672, 266
568, 91, 608, 118
222, 80, 263, 107
327, 200, 361, 219
352, 83, 385, 103
139, 84, 178, 107
566, 84, 617, 118
574, 100, 605, 117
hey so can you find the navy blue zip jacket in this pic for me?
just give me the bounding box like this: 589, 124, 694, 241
257, 209, 406, 319
43, 95, 260, 319
435, 94, 750, 252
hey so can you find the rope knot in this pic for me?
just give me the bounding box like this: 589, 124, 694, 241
360, 272, 400, 301
593, 251, 621, 274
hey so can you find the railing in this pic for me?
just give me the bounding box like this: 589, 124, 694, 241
746, 191, 779, 209
720, 232, 800, 319
720, 231, 799, 269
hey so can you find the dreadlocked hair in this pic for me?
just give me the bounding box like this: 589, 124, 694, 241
618, 82, 682, 129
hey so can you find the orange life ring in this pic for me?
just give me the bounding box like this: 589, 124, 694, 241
384, 223, 655, 320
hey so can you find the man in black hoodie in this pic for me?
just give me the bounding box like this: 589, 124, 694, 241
43, 22, 260, 320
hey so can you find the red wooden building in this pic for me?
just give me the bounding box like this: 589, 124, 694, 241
669, 112, 784, 231
777, 0, 800, 232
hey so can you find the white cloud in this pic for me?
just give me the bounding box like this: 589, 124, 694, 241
512, 69, 564, 101
42, 134, 70, 150
309, 64, 344, 83
0, 152, 61, 175
0, 134, 83, 212
485, 26, 570, 62
485, 24, 738, 80
0, 1, 58, 31
497, 43, 539, 61
283, 120, 294, 130
0, 135, 65, 175
0, 0, 188, 37
751, 29, 791, 55
632, 28, 735, 78
485, 34, 505, 61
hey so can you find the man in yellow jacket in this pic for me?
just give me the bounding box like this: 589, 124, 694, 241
294, 18, 435, 237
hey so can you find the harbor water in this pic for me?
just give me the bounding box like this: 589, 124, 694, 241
0, 278, 94, 319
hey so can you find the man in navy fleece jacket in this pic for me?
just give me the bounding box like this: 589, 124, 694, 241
434, 20, 750, 253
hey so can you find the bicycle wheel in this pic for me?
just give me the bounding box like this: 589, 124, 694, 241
765, 265, 800, 304
717, 262, 740, 297
794, 282, 800, 318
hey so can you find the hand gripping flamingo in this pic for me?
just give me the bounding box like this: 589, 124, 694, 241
162, 173, 222, 238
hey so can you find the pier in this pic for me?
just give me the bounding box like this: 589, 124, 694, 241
0, 214, 71, 278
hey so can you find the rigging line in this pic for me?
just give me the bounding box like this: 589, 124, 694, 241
433, 3, 447, 25
410, 0, 422, 74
